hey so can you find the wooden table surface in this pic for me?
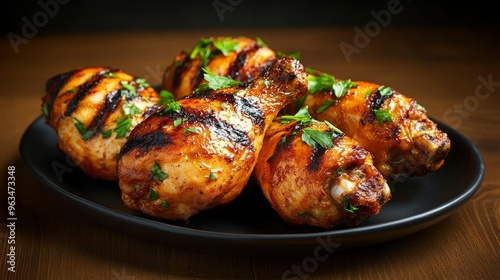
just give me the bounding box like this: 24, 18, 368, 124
1, 27, 499, 279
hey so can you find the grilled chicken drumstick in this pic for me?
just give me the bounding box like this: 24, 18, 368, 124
253, 108, 391, 228
42, 67, 160, 180
162, 36, 276, 99
295, 74, 451, 178
117, 57, 308, 221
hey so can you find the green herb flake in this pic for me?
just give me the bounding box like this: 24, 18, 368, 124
279, 136, 287, 145
302, 127, 334, 149
159, 201, 169, 208
104, 72, 117, 78
209, 172, 217, 180
73, 118, 93, 141
135, 78, 149, 88
373, 109, 393, 124
213, 37, 240, 56
42, 103, 49, 116
378, 86, 392, 97
255, 37, 267, 47
190, 37, 213, 66
184, 127, 200, 135
220, 103, 227, 109
277, 106, 314, 125
122, 103, 142, 116
202, 67, 243, 90
163, 101, 181, 113
365, 89, 372, 97
307, 73, 336, 94
114, 117, 132, 138
67, 88, 77, 93
332, 79, 357, 99
336, 167, 344, 176
316, 100, 336, 114
150, 161, 168, 182
277, 51, 300, 60
343, 196, 359, 213
101, 129, 112, 138
264, 80, 273, 87
149, 188, 159, 200
159, 90, 175, 105
120, 81, 137, 99
173, 118, 183, 127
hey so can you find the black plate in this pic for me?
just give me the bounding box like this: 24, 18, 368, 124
20, 116, 484, 256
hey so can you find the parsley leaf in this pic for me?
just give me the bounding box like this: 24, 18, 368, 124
135, 78, 149, 88
202, 67, 243, 90
213, 37, 239, 56
159, 90, 175, 105
149, 188, 159, 200
122, 103, 141, 116
42, 103, 49, 116
114, 117, 132, 138
120, 81, 137, 99
150, 161, 168, 182
184, 127, 200, 135
332, 79, 356, 98
302, 127, 334, 149
173, 118, 183, 127
209, 172, 217, 180
74, 118, 93, 141
190, 37, 213, 66
255, 37, 267, 47
373, 109, 393, 124
101, 129, 112, 138
343, 196, 359, 213
307, 73, 336, 94
103, 72, 117, 78
163, 101, 181, 113
378, 86, 392, 97
277, 106, 314, 125
276, 51, 301, 60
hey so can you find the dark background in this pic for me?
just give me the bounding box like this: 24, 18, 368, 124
3, 0, 498, 36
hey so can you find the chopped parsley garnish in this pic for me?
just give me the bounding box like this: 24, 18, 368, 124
173, 118, 183, 127
150, 161, 168, 182
135, 78, 149, 88
159, 201, 169, 208
276, 106, 343, 149
114, 117, 132, 138
307, 73, 336, 94
74, 118, 93, 141
277, 51, 301, 60
264, 80, 273, 87
279, 135, 287, 145
122, 103, 141, 116
159, 90, 175, 105
42, 103, 49, 116
378, 86, 392, 97
149, 188, 159, 200
213, 37, 239, 56
202, 67, 243, 90
103, 72, 117, 78
67, 88, 77, 93
316, 100, 336, 113
209, 172, 217, 180
101, 129, 112, 138
255, 37, 267, 47
190, 37, 213, 66
302, 127, 334, 149
184, 127, 200, 135
163, 101, 181, 113
373, 109, 393, 124
336, 167, 344, 176
120, 81, 137, 99
332, 79, 356, 98
220, 103, 227, 109
343, 196, 359, 213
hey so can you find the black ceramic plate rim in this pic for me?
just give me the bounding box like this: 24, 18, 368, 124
20, 116, 485, 244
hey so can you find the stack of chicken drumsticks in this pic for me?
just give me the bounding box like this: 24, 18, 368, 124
41, 36, 450, 228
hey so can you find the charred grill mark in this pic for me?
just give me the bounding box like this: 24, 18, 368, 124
65, 68, 112, 116
86, 88, 122, 136
227, 43, 260, 81
45, 70, 77, 113
266, 125, 300, 163
184, 93, 265, 130
119, 129, 172, 158
370, 87, 394, 110
173, 53, 191, 89
308, 144, 327, 172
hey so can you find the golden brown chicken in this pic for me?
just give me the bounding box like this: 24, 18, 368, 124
294, 72, 451, 178
117, 57, 308, 221
42, 67, 160, 180
162, 36, 276, 99
253, 108, 391, 228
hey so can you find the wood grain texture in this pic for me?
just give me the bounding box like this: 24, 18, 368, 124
1, 27, 499, 279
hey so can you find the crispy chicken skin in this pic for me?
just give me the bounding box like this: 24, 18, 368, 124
117, 57, 308, 221
42, 67, 160, 180
162, 36, 276, 99
254, 120, 391, 228
295, 78, 451, 178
